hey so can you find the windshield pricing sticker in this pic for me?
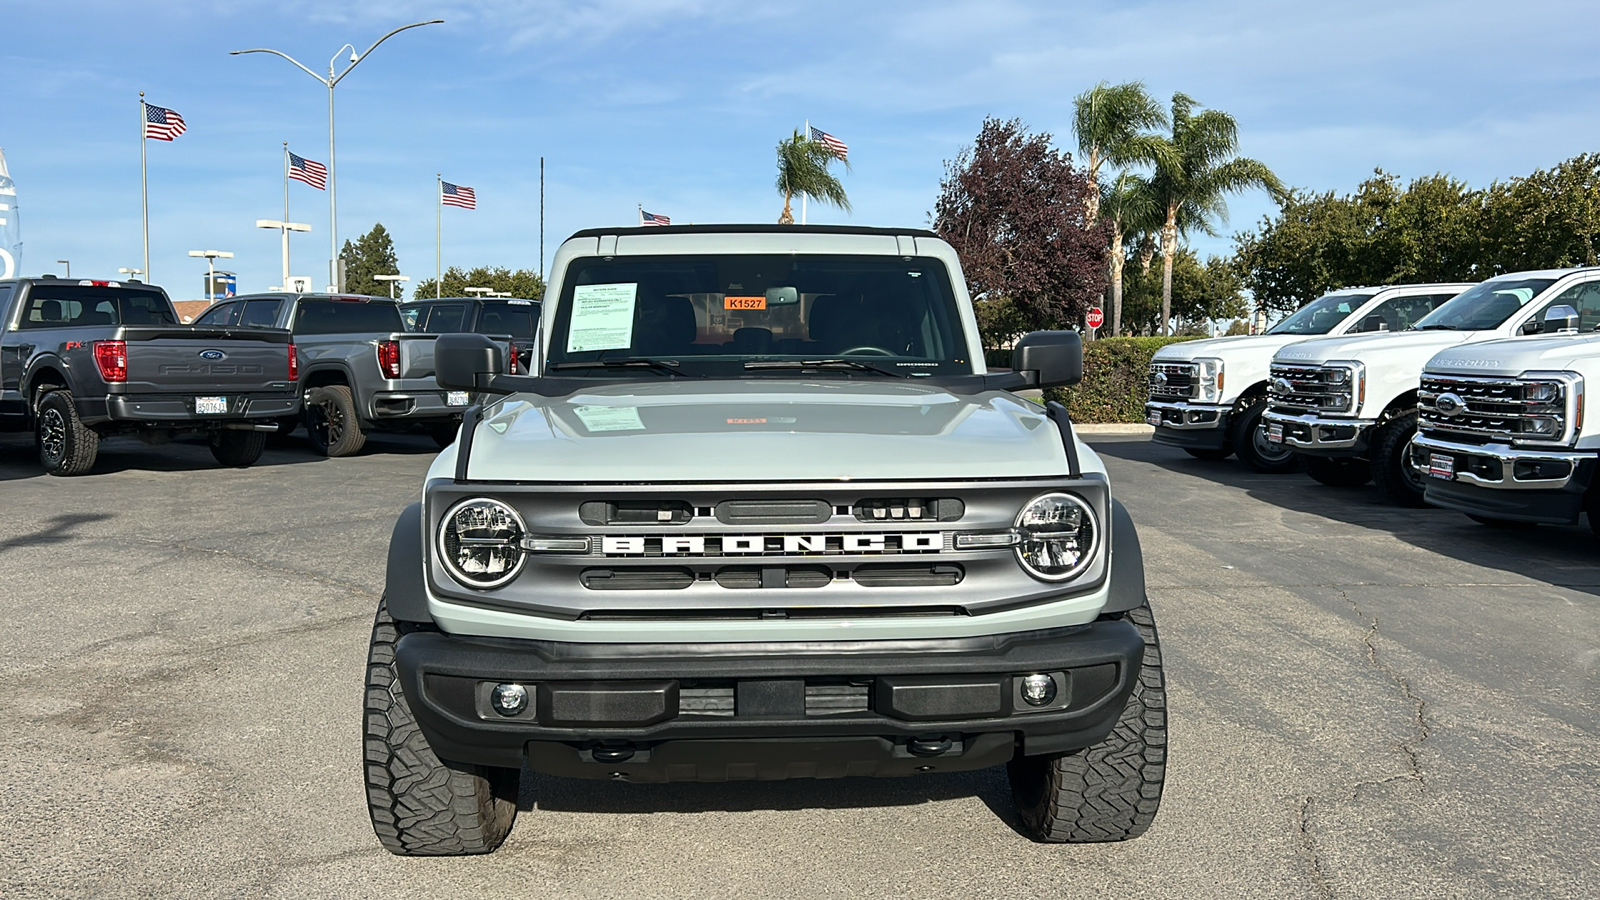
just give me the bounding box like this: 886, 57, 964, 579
724, 295, 766, 310
567, 283, 638, 352
573, 405, 645, 432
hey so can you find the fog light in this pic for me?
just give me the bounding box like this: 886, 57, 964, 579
1020, 674, 1057, 707
490, 683, 529, 717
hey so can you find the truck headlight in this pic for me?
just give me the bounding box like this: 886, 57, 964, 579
1014, 492, 1096, 581
438, 498, 526, 589
1194, 358, 1225, 402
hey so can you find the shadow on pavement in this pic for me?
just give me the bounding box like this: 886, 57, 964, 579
0, 511, 116, 555
1092, 436, 1600, 597
0, 429, 441, 481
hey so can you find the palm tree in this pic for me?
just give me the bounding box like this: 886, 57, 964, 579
1100, 171, 1161, 335
1146, 93, 1285, 334
776, 130, 849, 224
1071, 81, 1169, 225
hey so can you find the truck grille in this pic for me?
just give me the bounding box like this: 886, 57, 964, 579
1268, 364, 1356, 414
1417, 374, 1571, 444
1148, 362, 1197, 400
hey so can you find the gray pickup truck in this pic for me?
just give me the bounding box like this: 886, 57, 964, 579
194, 293, 513, 455
0, 276, 298, 475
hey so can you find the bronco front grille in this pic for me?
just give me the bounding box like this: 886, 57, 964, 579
1148, 362, 1197, 400
1417, 373, 1575, 445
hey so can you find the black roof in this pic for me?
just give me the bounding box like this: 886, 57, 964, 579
566, 224, 942, 240
228, 291, 397, 304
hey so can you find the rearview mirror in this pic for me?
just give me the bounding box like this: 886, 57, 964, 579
1544, 304, 1580, 334
435, 332, 505, 392
1010, 330, 1083, 388
765, 286, 800, 305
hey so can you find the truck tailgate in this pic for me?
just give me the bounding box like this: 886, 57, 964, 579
121, 327, 295, 393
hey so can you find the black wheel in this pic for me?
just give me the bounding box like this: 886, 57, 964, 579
1231, 398, 1300, 474
428, 423, 459, 449
36, 389, 99, 476
1370, 411, 1425, 507
364, 599, 520, 856
1183, 447, 1232, 461
1008, 603, 1166, 842
209, 430, 267, 467
1465, 514, 1534, 529
1304, 456, 1372, 487
305, 384, 366, 457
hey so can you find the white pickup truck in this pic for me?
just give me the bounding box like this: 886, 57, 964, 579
1412, 305, 1598, 534
1145, 284, 1467, 472
1263, 268, 1600, 505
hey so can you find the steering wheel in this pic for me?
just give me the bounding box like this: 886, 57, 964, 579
836, 345, 895, 357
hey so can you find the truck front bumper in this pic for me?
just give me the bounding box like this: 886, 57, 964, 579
1412, 434, 1596, 525
1261, 410, 1375, 455
394, 620, 1144, 781
1146, 401, 1231, 450
89, 392, 300, 426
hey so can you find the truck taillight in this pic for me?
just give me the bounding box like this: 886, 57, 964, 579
93, 340, 128, 382
377, 340, 401, 379
508, 341, 520, 375
288, 343, 299, 381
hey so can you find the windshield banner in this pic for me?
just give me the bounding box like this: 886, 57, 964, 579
0, 149, 18, 279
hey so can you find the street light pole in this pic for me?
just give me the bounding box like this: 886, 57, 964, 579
187, 249, 235, 299
256, 219, 311, 289
230, 19, 442, 294
56, 260, 70, 278
373, 273, 410, 299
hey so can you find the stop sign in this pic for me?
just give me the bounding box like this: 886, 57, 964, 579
1086, 307, 1104, 329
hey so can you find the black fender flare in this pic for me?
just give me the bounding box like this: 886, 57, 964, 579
384, 501, 434, 624
1102, 498, 1148, 615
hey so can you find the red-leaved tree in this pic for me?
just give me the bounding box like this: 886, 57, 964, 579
933, 117, 1107, 348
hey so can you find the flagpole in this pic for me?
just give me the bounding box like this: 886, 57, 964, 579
282, 142, 291, 290
140, 93, 149, 281
539, 156, 544, 280
801, 119, 808, 226
436, 174, 442, 299
638, 204, 643, 227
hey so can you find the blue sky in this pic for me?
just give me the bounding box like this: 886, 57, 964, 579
4, 0, 1599, 299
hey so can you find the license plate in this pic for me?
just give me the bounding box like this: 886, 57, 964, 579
1267, 422, 1284, 444
1145, 411, 1163, 427
1428, 453, 1455, 480
446, 391, 470, 407
195, 396, 227, 414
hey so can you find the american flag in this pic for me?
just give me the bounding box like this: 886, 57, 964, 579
640, 209, 670, 226
809, 125, 847, 162
441, 181, 476, 209
287, 151, 327, 190
144, 103, 187, 141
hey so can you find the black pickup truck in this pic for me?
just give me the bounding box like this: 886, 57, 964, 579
0, 277, 298, 475
194, 293, 515, 455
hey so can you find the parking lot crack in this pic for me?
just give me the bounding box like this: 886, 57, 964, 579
130, 536, 380, 598
1345, 590, 1431, 794
1297, 795, 1334, 900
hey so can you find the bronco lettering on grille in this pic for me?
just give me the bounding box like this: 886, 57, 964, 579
601, 533, 945, 556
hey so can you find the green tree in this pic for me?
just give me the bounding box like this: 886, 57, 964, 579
339, 223, 400, 297
1120, 248, 1245, 334
775, 130, 849, 224
1480, 153, 1600, 271
1145, 94, 1284, 334
1071, 80, 1169, 225
413, 266, 546, 301
1099, 171, 1161, 335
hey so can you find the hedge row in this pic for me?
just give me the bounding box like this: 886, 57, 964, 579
1040, 336, 1204, 423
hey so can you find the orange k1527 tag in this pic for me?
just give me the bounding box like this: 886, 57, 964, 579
724, 296, 766, 310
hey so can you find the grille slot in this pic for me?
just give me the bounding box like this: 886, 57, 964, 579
713, 566, 833, 589
1268, 364, 1355, 414
1418, 375, 1568, 443
1148, 362, 1197, 399
805, 683, 871, 715
679, 685, 735, 717
579, 568, 695, 590
853, 498, 965, 522
579, 500, 693, 525
850, 563, 965, 587
715, 499, 832, 525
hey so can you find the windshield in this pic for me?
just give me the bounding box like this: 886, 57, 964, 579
543, 254, 972, 376
1411, 278, 1557, 331
1267, 291, 1378, 335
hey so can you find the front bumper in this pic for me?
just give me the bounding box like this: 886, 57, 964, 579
1412, 433, 1596, 525
395, 620, 1143, 780
1146, 402, 1231, 450
1261, 410, 1376, 455
89, 392, 300, 426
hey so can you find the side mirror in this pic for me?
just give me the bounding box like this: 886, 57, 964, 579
435, 332, 504, 391
1544, 304, 1580, 334
1010, 330, 1083, 388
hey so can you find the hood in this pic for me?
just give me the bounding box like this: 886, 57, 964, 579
1271, 329, 1474, 364
1152, 333, 1313, 362
452, 380, 1083, 482
1426, 333, 1600, 376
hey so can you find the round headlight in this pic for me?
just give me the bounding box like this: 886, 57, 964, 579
1014, 492, 1097, 581
438, 498, 526, 589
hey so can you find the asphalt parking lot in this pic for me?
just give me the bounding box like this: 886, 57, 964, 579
0, 430, 1595, 899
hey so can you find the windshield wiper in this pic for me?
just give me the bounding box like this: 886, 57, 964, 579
744, 359, 908, 377
550, 358, 701, 377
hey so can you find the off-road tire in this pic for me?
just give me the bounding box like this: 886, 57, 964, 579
1183, 447, 1232, 461
1231, 398, 1300, 474
1466, 514, 1534, 530
1305, 455, 1373, 488
428, 422, 459, 449
208, 430, 267, 467
364, 600, 520, 856
36, 389, 99, 476
305, 384, 366, 457
1370, 410, 1426, 507
1007, 603, 1166, 842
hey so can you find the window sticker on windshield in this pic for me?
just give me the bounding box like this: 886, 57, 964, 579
567, 283, 637, 352
573, 405, 645, 432
724, 295, 766, 310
